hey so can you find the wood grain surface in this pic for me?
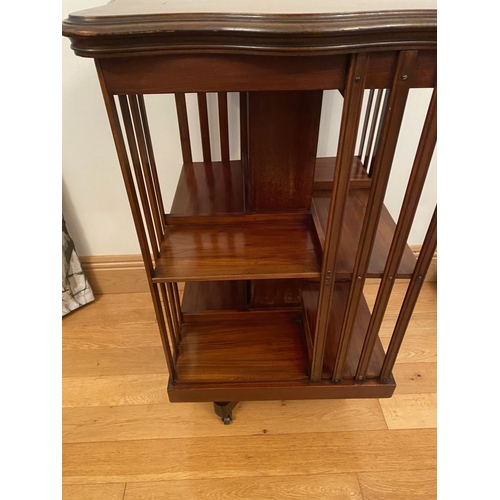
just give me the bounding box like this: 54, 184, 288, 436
154, 219, 322, 281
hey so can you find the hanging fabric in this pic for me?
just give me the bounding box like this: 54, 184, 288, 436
62, 217, 94, 316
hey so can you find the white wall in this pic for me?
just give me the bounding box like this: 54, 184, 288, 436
62, 0, 436, 256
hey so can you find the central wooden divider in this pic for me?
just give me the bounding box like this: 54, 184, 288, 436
246, 90, 323, 307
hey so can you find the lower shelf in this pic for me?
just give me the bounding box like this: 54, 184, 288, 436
167, 280, 395, 403
302, 281, 386, 380
174, 310, 309, 384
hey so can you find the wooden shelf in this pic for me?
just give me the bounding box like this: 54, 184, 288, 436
171, 161, 245, 215
312, 189, 416, 279
153, 217, 322, 282
170, 157, 369, 217
302, 281, 386, 380
175, 310, 309, 384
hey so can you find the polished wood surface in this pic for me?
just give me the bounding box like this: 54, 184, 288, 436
171, 157, 372, 216
62, 2, 436, 59
170, 161, 245, 215
302, 282, 386, 380
312, 189, 417, 278
154, 219, 322, 281
97, 52, 436, 94
245, 89, 321, 305
182, 281, 247, 314
309, 53, 369, 382
175, 311, 308, 384
248, 90, 322, 211
62, 283, 436, 497
334, 50, 417, 384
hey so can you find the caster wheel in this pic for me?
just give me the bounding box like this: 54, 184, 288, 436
222, 414, 232, 425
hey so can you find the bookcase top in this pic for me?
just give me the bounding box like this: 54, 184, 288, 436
62, 0, 436, 58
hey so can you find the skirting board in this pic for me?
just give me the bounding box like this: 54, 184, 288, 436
80, 246, 436, 295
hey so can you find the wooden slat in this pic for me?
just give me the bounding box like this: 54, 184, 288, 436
218, 91, 230, 164
95, 65, 176, 379
333, 50, 418, 384
113, 94, 176, 378
363, 88, 383, 169
172, 282, 183, 325
166, 282, 181, 341
159, 283, 179, 351
138, 95, 166, 231
151, 283, 177, 377
197, 92, 212, 162
357, 87, 437, 380
380, 208, 438, 382
174, 93, 193, 163
94, 62, 153, 276
369, 89, 391, 175
129, 95, 164, 249
240, 91, 249, 208
310, 53, 368, 382
62, 429, 436, 484
119, 95, 160, 259
358, 89, 374, 157
240, 92, 248, 160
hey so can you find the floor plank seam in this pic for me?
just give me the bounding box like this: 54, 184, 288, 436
62, 427, 436, 447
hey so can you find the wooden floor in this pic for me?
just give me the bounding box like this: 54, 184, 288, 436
62, 281, 437, 500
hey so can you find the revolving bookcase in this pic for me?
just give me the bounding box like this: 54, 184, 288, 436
63, 0, 437, 424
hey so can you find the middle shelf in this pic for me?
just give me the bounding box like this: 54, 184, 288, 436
152, 157, 416, 282
153, 216, 322, 281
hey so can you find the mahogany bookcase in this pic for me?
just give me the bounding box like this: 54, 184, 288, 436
63, 0, 437, 424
